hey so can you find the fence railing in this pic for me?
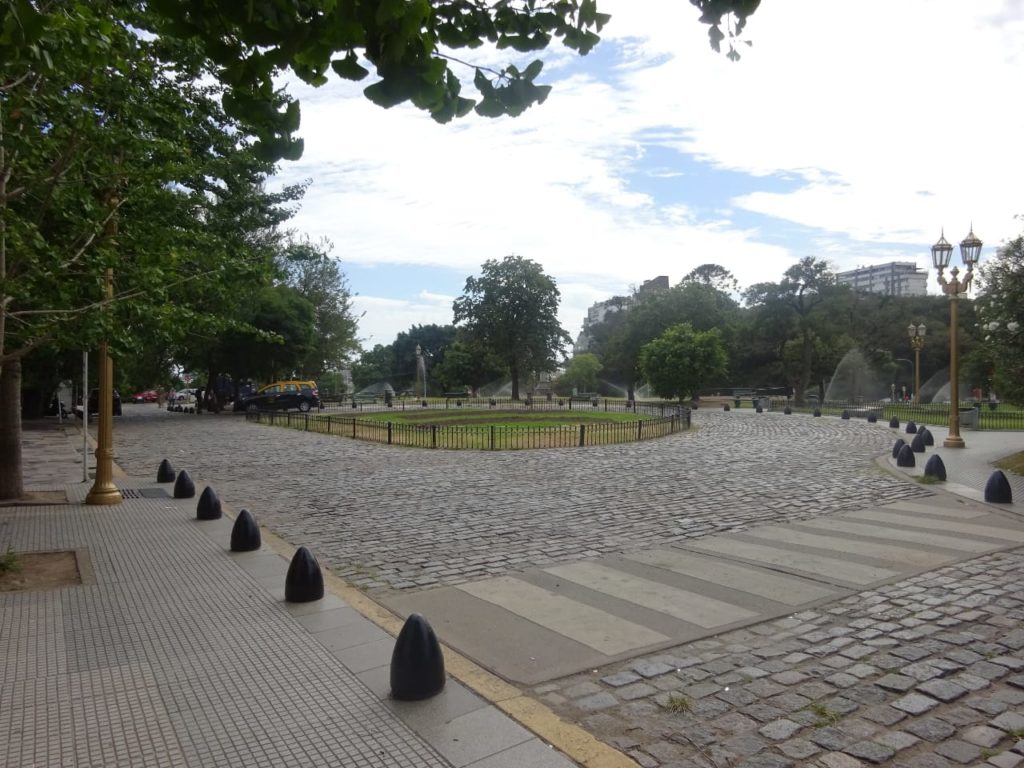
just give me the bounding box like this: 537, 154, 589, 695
759, 398, 1024, 430
323, 395, 688, 417
245, 404, 690, 450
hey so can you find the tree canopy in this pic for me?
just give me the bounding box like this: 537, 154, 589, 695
639, 323, 727, 402
133, 0, 761, 160
977, 226, 1024, 403
453, 255, 569, 400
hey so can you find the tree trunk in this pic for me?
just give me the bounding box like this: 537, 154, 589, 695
510, 360, 520, 400
796, 329, 814, 405
0, 358, 24, 500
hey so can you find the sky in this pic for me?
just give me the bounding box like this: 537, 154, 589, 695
270, 0, 1024, 353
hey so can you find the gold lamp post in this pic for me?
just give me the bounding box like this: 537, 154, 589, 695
907, 323, 926, 404
931, 227, 983, 448
86, 268, 122, 505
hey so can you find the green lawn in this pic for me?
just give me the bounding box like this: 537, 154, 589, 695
355, 409, 647, 427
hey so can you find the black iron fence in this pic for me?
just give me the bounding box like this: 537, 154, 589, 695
246, 402, 690, 450
761, 398, 1024, 430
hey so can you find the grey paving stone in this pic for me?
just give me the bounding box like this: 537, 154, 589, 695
900, 754, 954, 768
712, 711, 759, 735
860, 705, 906, 726
874, 730, 918, 751
842, 740, 895, 764
632, 661, 675, 678
905, 717, 957, 742
935, 739, 983, 764
962, 724, 1005, 748
891, 692, 940, 714
601, 671, 641, 688
965, 696, 1008, 716
778, 738, 820, 759
759, 719, 802, 741
617, 682, 657, 701
916, 678, 969, 702
875, 673, 917, 692
970, 661, 1014, 680
988, 752, 1024, 768
723, 733, 766, 757
768, 693, 813, 713
809, 727, 853, 751
564, 682, 603, 698
737, 753, 794, 768
817, 752, 863, 768
991, 711, 1024, 733
936, 704, 985, 726
574, 692, 619, 712
745, 703, 786, 724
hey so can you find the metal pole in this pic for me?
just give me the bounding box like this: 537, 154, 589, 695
82, 350, 88, 483
86, 268, 122, 504
914, 347, 920, 405
945, 295, 964, 448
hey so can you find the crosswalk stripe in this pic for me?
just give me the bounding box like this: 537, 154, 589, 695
684, 538, 900, 585
845, 510, 1024, 542
624, 549, 837, 606
796, 518, 999, 553
456, 577, 670, 655
883, 499, 988, 519
544, 562, 758, 628
742, 526, 957, 567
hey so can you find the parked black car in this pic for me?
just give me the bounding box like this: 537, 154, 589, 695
75, 388, 122, 418
234, 380, 320, 412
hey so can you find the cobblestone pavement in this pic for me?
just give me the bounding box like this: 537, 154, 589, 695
529, 549, 1024, 768
110, 407, 931, 592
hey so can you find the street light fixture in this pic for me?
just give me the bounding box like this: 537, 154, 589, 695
931, 226, 982, 448
907, 323, 926, 404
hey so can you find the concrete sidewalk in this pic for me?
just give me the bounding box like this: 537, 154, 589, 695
1, 422, 580, 768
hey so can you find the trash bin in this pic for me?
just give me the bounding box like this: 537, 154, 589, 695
959, 407, 979, 429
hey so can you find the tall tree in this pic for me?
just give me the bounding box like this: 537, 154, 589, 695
639, 323, 728, 402
278, 237, 359, 377
744, 257, 841, 404
0, 2, 296, 498
977, 228, 1024, 404
453, 255, 569, 400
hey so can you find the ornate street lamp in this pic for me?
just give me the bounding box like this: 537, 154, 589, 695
907, 323, 926, 404
931, 227, 982, 448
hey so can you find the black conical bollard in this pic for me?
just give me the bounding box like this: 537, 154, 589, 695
196, 486, 222, 520
892, 438, 906, 458
813, 408, 821, 417
984, 471, 1013, 503
173, 469, 196, 499
784, 406, 792, 415
157, 459, 176, 483
896, 444, 916, 468
924, 454, 947, 481
723, 403, 731, 411
889, 416, 900, 429
910, 434, 926, 453
230, 509, 262, 552
867, 412, 877, 423
841, 410, 850, 420
755, 406, 763, 413
390, 613, 445, 701
906, 421, 917, 434
285, 546, 324, 602
921, 428, 934, 446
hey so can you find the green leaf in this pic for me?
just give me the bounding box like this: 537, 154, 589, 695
331, 53, 369, 81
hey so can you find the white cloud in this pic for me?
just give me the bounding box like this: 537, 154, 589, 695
275, 0, 1024, 346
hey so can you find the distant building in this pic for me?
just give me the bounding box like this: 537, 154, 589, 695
837, 262, 927, 296
574, 276, 670, 352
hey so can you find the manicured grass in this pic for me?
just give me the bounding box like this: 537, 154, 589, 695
995, 451, 1024, 476
356, 409, 647, 427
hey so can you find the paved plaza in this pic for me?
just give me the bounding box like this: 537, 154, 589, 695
5, 404, 1024, 767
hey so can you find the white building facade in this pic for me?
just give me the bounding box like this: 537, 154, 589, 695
837, 262, 928, 296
